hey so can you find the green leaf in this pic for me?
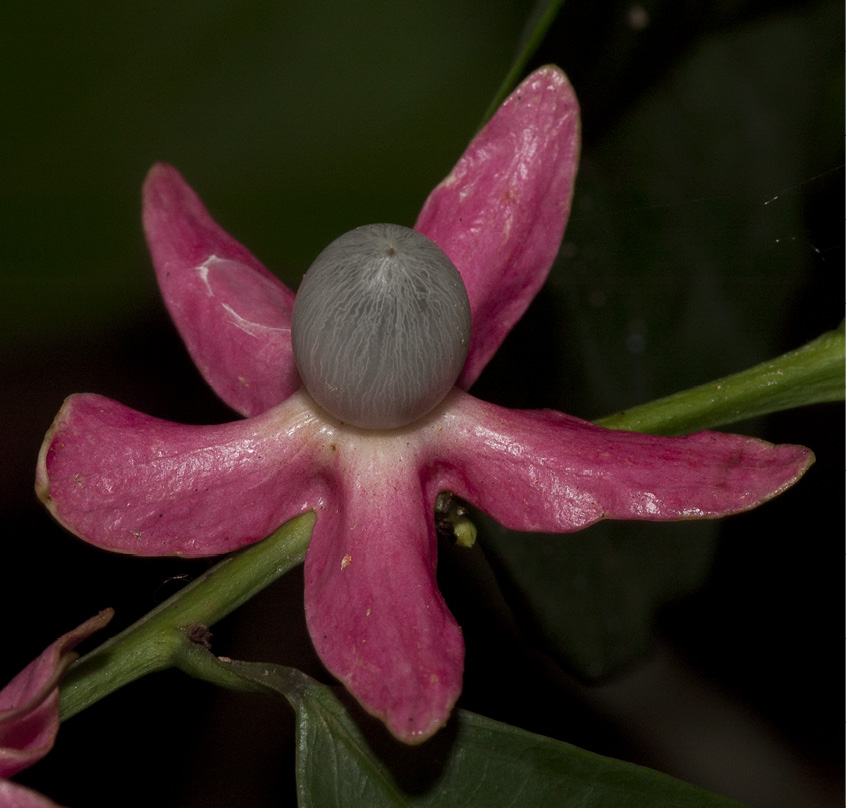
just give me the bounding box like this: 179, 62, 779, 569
210, 657, 748, 808
596, 325, 845, 435
549, 3, 840, 424
478, 516, 717, 679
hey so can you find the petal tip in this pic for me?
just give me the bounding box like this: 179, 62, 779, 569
142, 162, 180, 206
383, 685, 461, 745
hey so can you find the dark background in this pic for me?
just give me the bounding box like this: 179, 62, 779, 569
2, 2, 841, 806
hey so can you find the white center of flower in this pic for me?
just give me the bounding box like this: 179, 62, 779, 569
291, 224, 471, 429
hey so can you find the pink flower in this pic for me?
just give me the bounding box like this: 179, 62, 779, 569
35, 67, 812, 743
0, 611, 112, 807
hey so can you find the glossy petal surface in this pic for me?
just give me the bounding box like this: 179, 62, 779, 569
143, 164, 299, 417
0, 611, 112, 778
415, 66, 580, 389
304, 439, 463, 743
36, 392, 327, 556
37, 392, 464, 742
436, 390, 814, 531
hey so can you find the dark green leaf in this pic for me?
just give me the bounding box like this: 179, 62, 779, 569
212, 658, 748, 808
548, 3, 840, 423
478, 517, 717, 679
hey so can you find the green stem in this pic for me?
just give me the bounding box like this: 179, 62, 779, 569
596, 325, 845, 435
59, 512, 314, 721
480, 0, 566, 126
172, 639, 265, 694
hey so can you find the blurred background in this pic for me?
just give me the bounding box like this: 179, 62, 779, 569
1, 1, 841, 806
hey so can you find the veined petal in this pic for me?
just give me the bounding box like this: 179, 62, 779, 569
415, 66, 580, 389
435, 390, 814, 531
303, 441, 463, 743
0, 611, 112, 778
35, 392, 327, 556
143, 164, 299, 417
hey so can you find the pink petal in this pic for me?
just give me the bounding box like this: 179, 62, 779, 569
0, 780, 65, 808
415, 66, 580, 389
35, 392, 327, 556
303, 442, 463, 744
143, 164, 299, 417
0, 611, 112, 778
435, 390, 814, 530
